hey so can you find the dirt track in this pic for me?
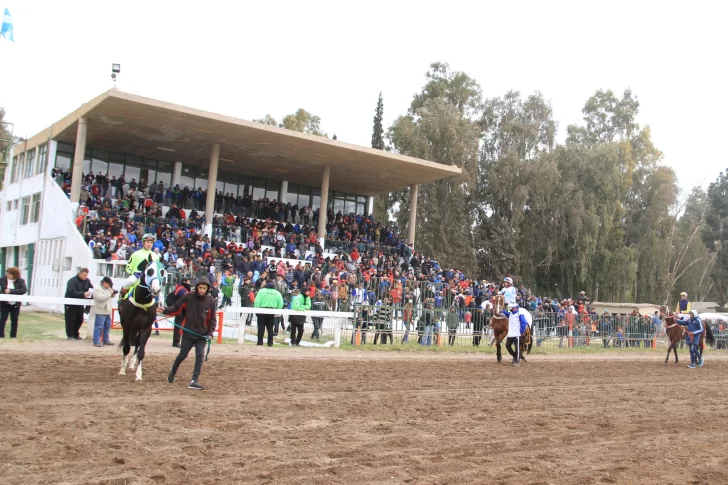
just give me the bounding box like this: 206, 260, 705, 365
1, 341, 728, 484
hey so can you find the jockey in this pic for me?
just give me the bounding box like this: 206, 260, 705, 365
675, 292, 691, 317
120, 233, 160, 298
499, 277, 517, 305
677, 309, 704, 368
501, 302, 529, 367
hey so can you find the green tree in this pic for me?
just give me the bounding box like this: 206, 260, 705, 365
253, 114, 278, 126
279, 109, 326, 136
388, 63, 481, 271
0, 108, 12, 186
371, 92, 384, 150
704, 170, 728, 307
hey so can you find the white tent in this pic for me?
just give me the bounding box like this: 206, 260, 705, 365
698, 313, 728, 322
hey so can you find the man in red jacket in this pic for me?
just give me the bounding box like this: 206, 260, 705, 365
161, 276, 217, 390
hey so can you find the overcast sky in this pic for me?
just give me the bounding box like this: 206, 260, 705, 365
1, 0, 725, 194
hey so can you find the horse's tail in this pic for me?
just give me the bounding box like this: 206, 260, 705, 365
705, 324, 715, 347
526, 326, 533, 355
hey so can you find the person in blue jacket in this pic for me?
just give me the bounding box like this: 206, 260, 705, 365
501, 302, 529, 367
677, 309, 704, 368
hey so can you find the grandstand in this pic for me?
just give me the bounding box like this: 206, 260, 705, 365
0, 88, 461, 299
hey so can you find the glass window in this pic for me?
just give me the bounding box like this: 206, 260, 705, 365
6, 201, 11, 211
82, 157, 90, 177
20, 196, 30, 225
124, 165, 140, 184
334, 198, 345, 214
14, 154, 25, 183
179, 175, 194, 189
92, 149, 109, 161
358, 202, 365, 215
37, 144, 48, 175
30, 194, 41, 223
125, 155, 142, 167
55, 153, 71, 172
10, 155, 18, 183
107, 162, 124, 179
109, 152, 125, 163
224, 183, 238, 197
57, 143, 75, 153
141, 159, 157, 185
312, 195, 321, 211
252, 186, 265, 199
345, 200, 356, 214
216, 181, 224, 194
156, 171, 171, 187
92, 157, 108, 176
194, 178, 207, 190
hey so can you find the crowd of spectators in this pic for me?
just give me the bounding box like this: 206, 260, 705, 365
55, 168, 674, 347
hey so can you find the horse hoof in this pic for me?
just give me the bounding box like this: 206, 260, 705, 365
119, 371, 126, 375
135, 377, 142, 382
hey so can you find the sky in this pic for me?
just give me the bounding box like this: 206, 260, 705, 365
0, 0, 726, 194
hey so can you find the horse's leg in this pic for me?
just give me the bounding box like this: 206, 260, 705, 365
496, 340, 502, 363
129, 331, 141, 370
135, 326, 153, 381
664, 342, 672, 365
119, 328, 130, 375
673, 343, 679, 364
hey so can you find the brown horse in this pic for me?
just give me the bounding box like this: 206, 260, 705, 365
659, 306, 715, 365
488, 295, 532, 363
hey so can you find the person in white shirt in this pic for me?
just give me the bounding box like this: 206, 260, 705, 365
499, 277, 517, 305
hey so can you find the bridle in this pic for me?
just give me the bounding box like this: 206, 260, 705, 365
129, 262, 166, 310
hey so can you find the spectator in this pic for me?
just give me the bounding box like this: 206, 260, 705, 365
254, 280, 284, 347
447, 306, 459, 346
219, 269, 234, 309
169, 277, 191, 348
310, 289, 329, 340
0, 267, 28, 338
92, 276, 116, 347
289, 286, 312, 346
64, 268, 93, 341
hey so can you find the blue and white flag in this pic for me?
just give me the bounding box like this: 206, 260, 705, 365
1, 8, 14, 42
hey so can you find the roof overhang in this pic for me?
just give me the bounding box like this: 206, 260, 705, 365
23, 89, 461, 196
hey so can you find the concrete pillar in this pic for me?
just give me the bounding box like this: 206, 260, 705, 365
203, 144, 220, 237
317, 166, 330, 247
172, 161, 182, 187
280, 180, 288, 204
367, 196, 374, 216
408, 184, 418, 245
69, 117, 87, 204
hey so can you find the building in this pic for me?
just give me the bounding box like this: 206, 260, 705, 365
0, 88, 461, 303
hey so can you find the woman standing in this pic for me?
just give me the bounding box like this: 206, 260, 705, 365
289, 286, 311, 346
0, 267, 28, 338
402, 300, 413, 344
310, 289, 330, 340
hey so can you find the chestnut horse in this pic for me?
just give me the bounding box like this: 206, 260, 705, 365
659, 306, 714, 365
488, 295, 532, 363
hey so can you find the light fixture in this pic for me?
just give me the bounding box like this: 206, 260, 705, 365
111, 63, 120, 85
257, 142, 273, 145
219, 158, 234, 162
274, 168, 287, 173
157, 147, 175, 152
193, 128, 213, 134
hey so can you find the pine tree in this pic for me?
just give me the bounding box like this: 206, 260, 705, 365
371, 92, 384, 150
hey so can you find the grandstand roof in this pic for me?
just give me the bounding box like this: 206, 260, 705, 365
20, 89, 462, 196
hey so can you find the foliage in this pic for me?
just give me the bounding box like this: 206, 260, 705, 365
704, 170, 728, 307
254, 109, 327, 137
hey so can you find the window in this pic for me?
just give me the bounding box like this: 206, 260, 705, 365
30, 194, 41, 223
20, 196, 30, 225
6, 201, 11, 211
10, 155, 18, 183
37, 144, 48, 175
24, 148, 36, 178
13, 200, 19, 210
55, 153, 72, 171
12, 153, 24, 183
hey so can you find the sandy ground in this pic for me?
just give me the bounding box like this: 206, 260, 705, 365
1, 340, 728, 484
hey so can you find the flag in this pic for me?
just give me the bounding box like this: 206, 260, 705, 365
1, 8, 14, 42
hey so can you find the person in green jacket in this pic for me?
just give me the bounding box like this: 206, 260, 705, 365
219, 269, 234, 309
288, 286, 312, 346
254, 281, 284, 347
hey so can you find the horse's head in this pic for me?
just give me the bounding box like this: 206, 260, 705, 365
142, 257, 166, 297
492, 295, 505, 313
659, 305, 670, 318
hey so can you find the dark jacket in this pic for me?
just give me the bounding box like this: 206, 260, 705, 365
0, 276, 27, 308
64, 274, 93, 307
164, 289, 217, 338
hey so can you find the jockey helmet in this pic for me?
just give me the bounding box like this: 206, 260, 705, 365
503, 277, 513, 285
680, 292, 687, 297
142, 233, 156, 242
